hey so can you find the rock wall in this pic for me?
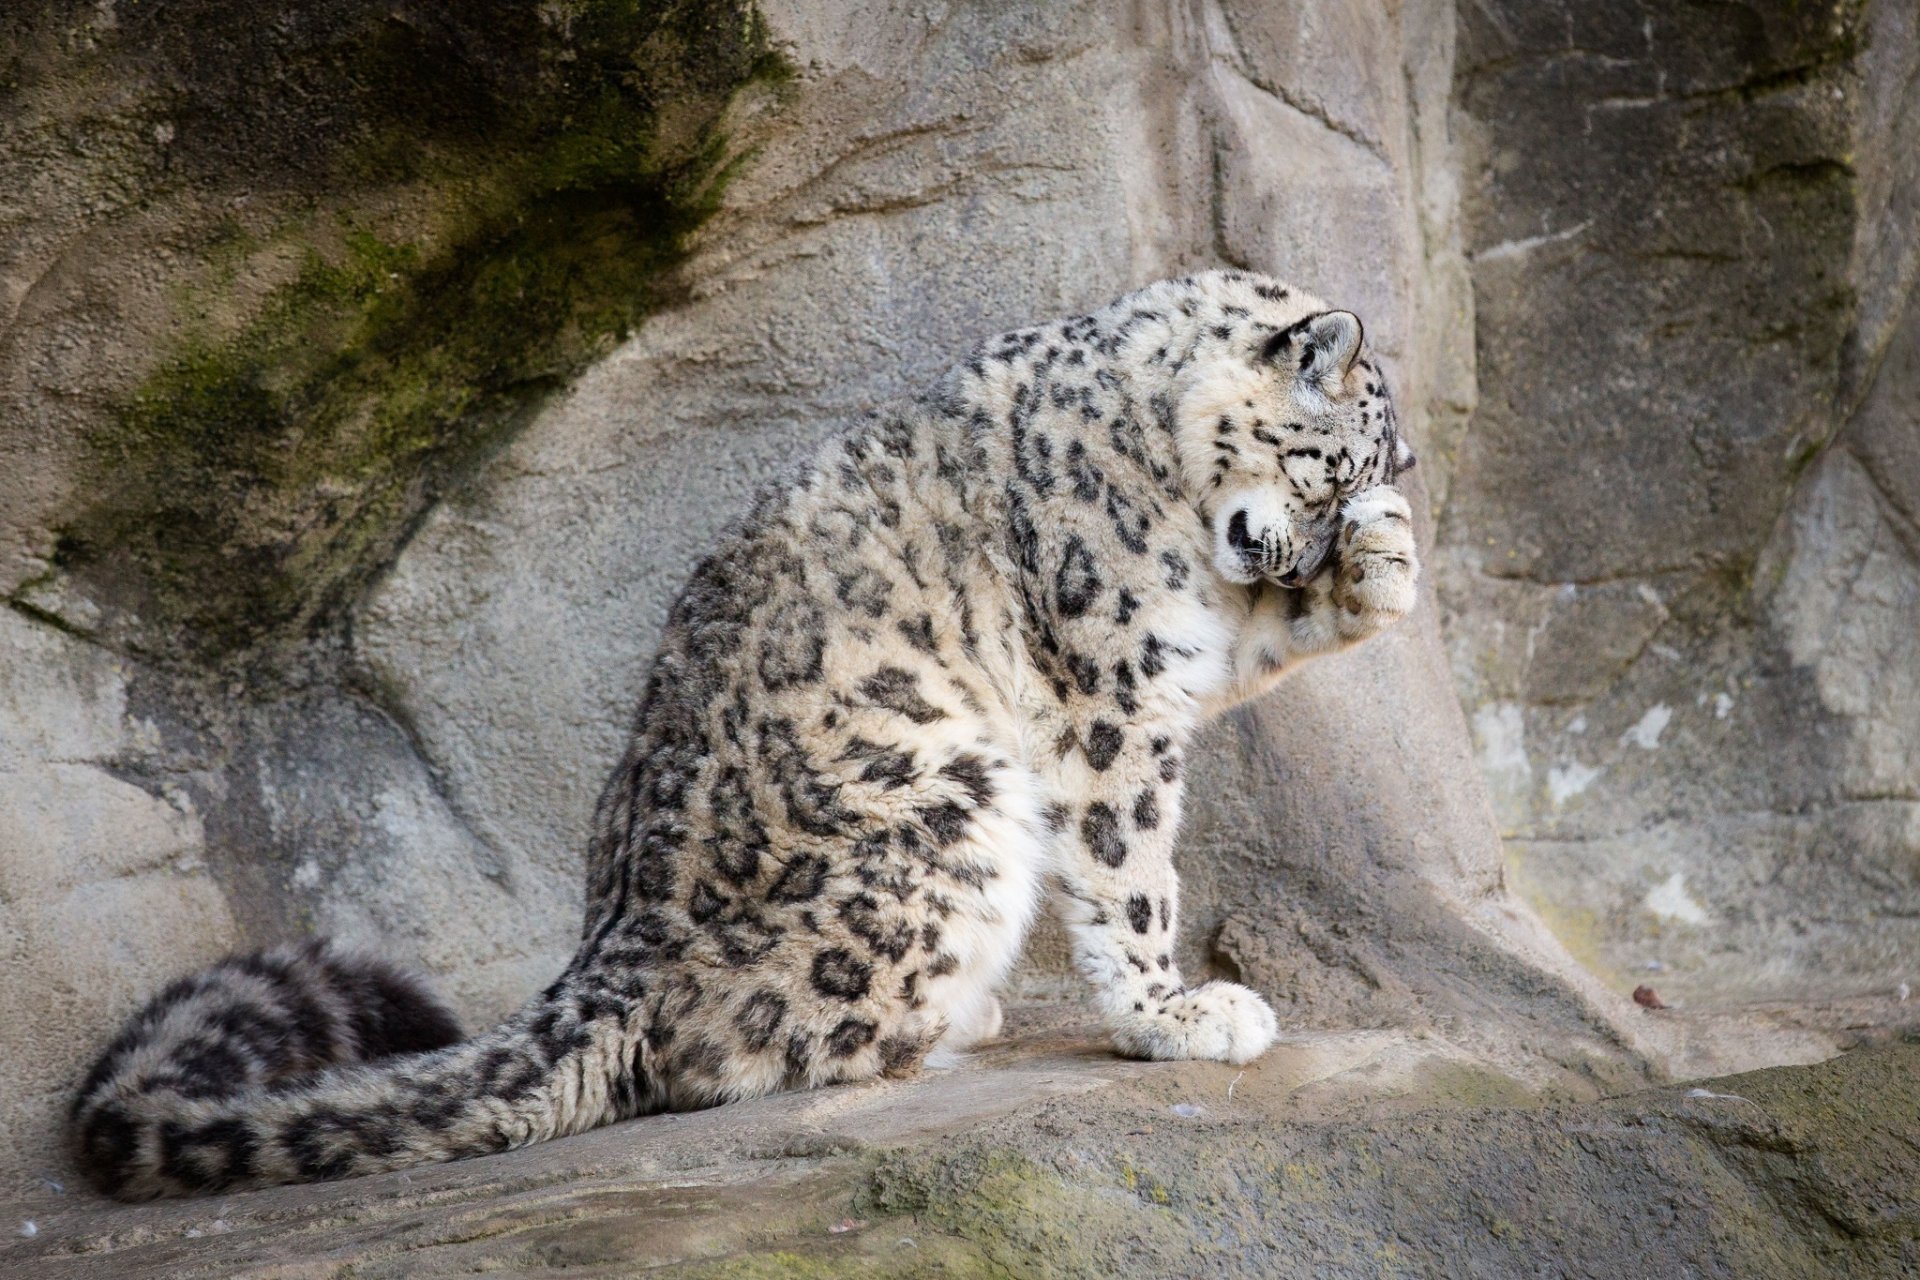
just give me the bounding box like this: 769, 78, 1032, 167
1440, 0, 1920, 1007
1, 0, 1913, 1195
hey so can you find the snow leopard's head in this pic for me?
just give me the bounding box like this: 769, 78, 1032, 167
1176, 303, 1414, 588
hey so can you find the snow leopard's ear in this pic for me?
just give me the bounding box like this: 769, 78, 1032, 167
1264, 310, 1363, 392
1300, 310, 1363, 387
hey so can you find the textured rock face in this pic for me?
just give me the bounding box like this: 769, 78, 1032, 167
7, 1035, 1917, 1277
0, 0, 1915, 1224
1440, 0, 1920, 1006
0, 0, 774, 1183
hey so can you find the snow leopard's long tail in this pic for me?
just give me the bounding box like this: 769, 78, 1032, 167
70, 940, 641, 1199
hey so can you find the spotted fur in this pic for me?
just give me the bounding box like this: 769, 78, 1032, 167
71, 270, 1419, 1198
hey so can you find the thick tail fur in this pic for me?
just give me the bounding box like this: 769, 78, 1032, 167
70, 940, 638, 1199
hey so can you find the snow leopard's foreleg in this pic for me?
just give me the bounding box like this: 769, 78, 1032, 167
1287, 485, 1421, 654
1215, 484, 1422, 714
1047, 711, 1278, 1064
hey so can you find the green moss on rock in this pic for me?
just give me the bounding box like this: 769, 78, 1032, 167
827, 1045, 1920, 1279
44, 0, 785, 666
669, 1240, 1008, 1279
859, 1146, 1195, 1280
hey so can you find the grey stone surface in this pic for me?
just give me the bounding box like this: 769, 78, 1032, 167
1439, 0, 1920, 1008
6, 1031, 1916, 1277
1, 1, 1916, 1251
0, 610, 240, 1199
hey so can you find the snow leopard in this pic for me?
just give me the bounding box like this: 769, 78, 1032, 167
71, 269, 1419, 1198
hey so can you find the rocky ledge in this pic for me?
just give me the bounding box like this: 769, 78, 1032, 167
5, 1013, 1915, 1279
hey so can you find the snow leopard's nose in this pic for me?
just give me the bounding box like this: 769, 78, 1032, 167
1225, 506, 1283, 574
1225, 508, 1258, 556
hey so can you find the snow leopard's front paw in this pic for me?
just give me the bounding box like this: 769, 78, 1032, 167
1110, 981, 1278, 1065
1332, 485, 1419, 637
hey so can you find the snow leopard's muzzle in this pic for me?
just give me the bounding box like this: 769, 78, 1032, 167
1213, 424, 1413, 587
1216, 497, 1339, 587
